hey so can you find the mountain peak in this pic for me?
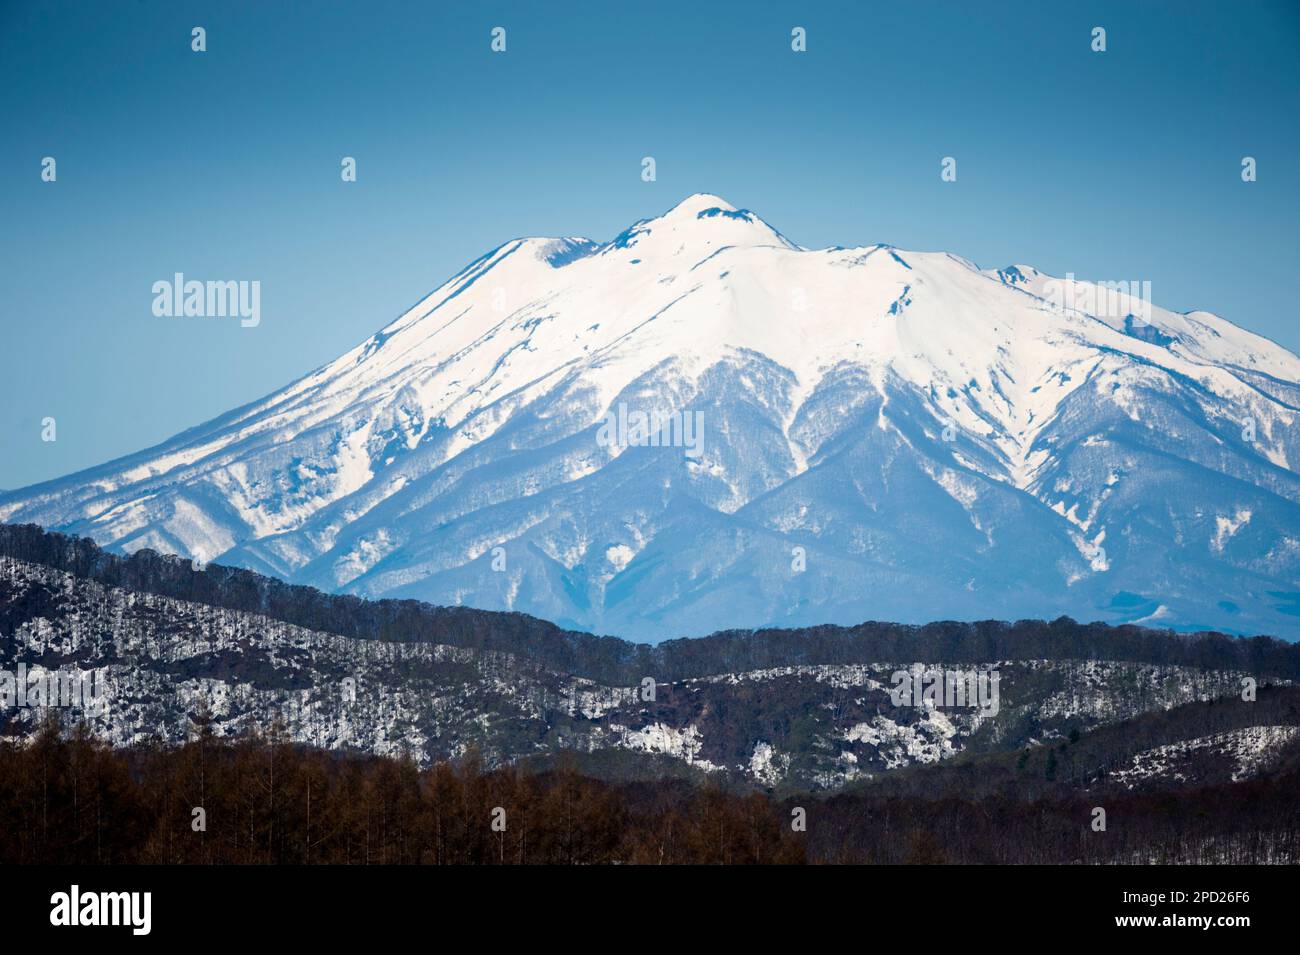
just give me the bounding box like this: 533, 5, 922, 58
662, 192, 740, 217
609, 193, 796, 255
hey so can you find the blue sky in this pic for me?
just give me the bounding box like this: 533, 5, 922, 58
2, 0, 1297, 489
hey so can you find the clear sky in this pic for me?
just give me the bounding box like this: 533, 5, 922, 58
2, 0, 1297, 489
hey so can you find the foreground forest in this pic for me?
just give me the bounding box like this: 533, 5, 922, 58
3, 716, 1298, 865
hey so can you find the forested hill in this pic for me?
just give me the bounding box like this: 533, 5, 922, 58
1, 522, 1297, 683
4, 522, 1300, 790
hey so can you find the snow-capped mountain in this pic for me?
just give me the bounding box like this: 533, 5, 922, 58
4, 193, 1299, 640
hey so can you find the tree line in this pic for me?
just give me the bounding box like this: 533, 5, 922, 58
0, 716, 803, 865
4, 522, 1299, 685
3, 714, 1297, 865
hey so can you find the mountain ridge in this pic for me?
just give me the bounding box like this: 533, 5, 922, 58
3, 523, 1298, 680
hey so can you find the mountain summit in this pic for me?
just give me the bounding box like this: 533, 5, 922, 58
611, 192, 797, 254
5, 195, 1300, 640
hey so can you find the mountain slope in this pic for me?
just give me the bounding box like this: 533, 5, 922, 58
4, 194, 1299, 640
